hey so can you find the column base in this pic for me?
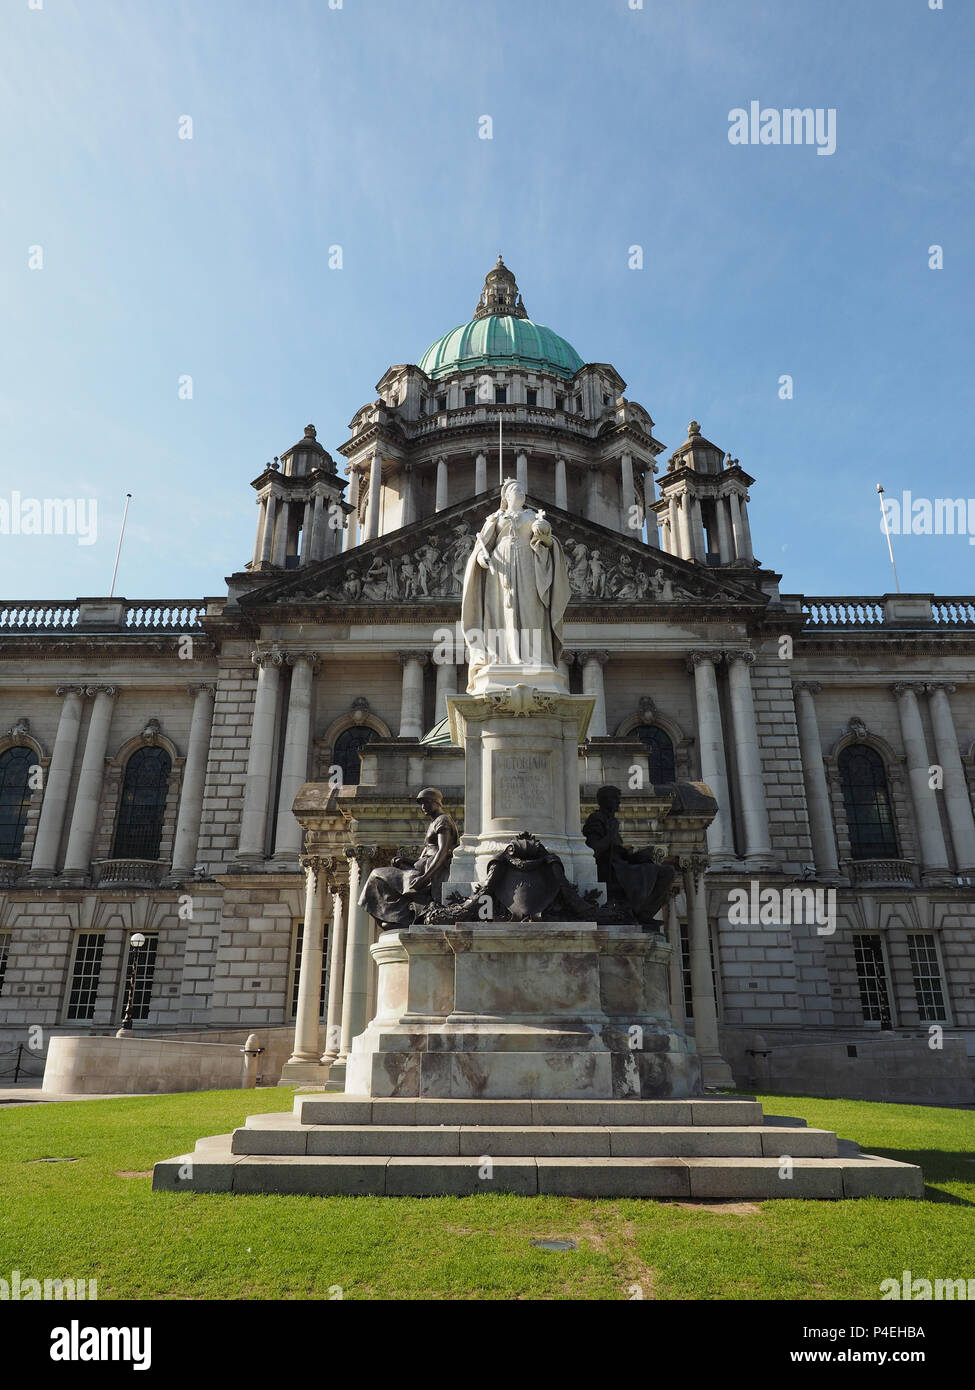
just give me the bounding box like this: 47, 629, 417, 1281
921, 867, 956, 888
230, 854, 269, 872
269, 853, 301, 873
279, 1059, 331, 1085
744, 854, 778, 873
700, 1054, 736, 1088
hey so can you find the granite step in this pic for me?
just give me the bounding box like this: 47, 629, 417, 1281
293, 1095, 765, 1128
231, 1117, 839, 1158
152, 1134, 923, 1200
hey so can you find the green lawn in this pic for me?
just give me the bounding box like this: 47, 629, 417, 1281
0, 1088, 971, 1300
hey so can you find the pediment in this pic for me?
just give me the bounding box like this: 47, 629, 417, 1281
240, 495, 769, 612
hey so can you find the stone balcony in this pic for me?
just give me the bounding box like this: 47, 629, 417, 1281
845, 858, 920, 888
90, 859, 169, 888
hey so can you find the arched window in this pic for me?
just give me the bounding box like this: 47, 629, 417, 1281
633, 724, 676, 783
0, 746, 39, 860
334, 726, 379, 787
112, 747, 171, 860
838, 745, 898, 859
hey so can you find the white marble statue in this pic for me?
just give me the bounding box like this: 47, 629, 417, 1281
460, 479, 571, 692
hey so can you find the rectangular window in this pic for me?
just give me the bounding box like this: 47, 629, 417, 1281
526, 388, 537, 407
122, 933, 158, 1021
853, 934, 893, 1026
678, 919, 718, 1020
555, 395, 565, 411
291, 920, 329, 1019
0, 932, 10, 996
464, 388, 476, 407
67, 933, 104, 1021
436, 394, 447, 412
494, 386, 507, 404
907, 934, 947, 1021
418, 398, 427, 416
574, 395, 583, 414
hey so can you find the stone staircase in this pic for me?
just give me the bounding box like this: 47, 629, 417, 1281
152, 1095, 924, 1199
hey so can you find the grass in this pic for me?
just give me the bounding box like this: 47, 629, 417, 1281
0, 1087, 971, 1300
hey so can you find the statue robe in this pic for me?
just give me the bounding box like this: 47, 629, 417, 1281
460, 506, 571, 690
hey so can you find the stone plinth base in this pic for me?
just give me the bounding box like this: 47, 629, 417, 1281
444, 690, 599, 898
344, 922, 701, 1100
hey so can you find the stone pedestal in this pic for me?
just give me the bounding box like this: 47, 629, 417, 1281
344, 922, 701, 1100
445, 687, 599, 898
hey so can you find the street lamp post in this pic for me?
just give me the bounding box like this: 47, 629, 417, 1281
116, 931, 147, 1038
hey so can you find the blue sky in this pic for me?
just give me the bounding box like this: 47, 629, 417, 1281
1, 0, 971, 601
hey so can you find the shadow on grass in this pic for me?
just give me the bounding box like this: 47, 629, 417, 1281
860, 1147, 975, 1204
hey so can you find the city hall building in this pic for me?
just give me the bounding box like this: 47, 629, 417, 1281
1, 257, 973, 1099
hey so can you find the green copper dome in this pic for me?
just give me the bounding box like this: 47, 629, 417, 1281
418, 256, 584, 381
419, 316, 584, 380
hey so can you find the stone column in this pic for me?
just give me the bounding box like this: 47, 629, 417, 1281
792, 681, 839, 877
258, 493, 277, 565
740, 495, 755, 559
555, 457, 567, 510
620, 453, 634, 534
726, 651, 773, 867
893, 682, 950, 880
398, 651, 428, 739
666, 892, 685, 1028
170, 683, 216, 878
322, 885, 347, 1065
669, 495, 681, 558
62, 686, 118, 882
310, 491, 326, 561
474, 452, 487, 495
29, 685, 84, 877
338, 845, 374, 1061
643, 466, 658, 547
682, 856, 734, 1087
299, 498, 314, 563
688, 652, 735, 863
926, 682, 975, 873
689, 496, 706, 562
343, 472, 359, 551
272, 653, 319, 866
677, 495, 693, 561
271, 499, 290, 567
434, 651, 458, 724
715, 496, 734, 564
435, 456, 448, 512
729, 491, 751, 562
235, 649, 284, 865
364, 453, 382, 540
252, 497, 267, 566
516, 451, 528, 492
578, 650, 608, 737
281, 855, 331, 1080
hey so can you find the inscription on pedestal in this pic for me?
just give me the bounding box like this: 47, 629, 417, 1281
492, 749, 552, 818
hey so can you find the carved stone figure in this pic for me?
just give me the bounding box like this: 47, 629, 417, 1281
460, 479, 571, 690
362, 555, 395, 601
588, 549, 607, 598
358, 788, 459, 926
341, 567, 362, 602
399, 557, 418, 599
582, 785, 675, 928
566, 539, 590, 594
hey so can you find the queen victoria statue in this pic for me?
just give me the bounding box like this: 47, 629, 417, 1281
460, 479, 571, 694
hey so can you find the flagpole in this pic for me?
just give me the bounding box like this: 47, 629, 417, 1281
877, 483, 900, 594
109, 493, 132, 597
